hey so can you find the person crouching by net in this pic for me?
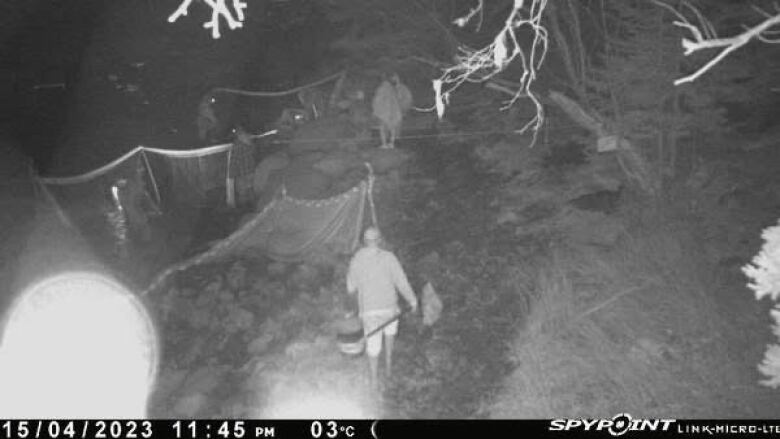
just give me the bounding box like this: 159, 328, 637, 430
197, 92, 218, 142
105, 179, 130, 261
347, 227, 418, 389
122, 163, 158, 243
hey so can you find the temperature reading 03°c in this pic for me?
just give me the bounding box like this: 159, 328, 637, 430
310, 421, 356, 439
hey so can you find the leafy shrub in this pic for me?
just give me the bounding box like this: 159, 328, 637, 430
743, 220, 780, 388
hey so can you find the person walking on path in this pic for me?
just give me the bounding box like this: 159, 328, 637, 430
347, 227, 418, 389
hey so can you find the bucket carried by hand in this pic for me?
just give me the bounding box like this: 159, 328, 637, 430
335, 316, 365, 356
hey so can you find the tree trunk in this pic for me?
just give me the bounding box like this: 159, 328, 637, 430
566, 0, 587, 88
668, 92, 680, 177
548, 1, 587, 103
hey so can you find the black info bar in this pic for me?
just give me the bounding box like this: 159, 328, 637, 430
2, 419, 779, 439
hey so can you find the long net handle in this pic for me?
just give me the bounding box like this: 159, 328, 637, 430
30, 169, 74, 230
212, 70, 346, 98
362, 310, 404, 340
140, 150, 162, 206
365, 162, 378, 229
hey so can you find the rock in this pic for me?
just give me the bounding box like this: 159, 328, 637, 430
360, 148, 411, 174
289, 117, 353, 155
281, 161, 333, 199
173, 393, 206, 418
247, 333, 275, 355
313, 151, 363, 177
253, 152, 290, 194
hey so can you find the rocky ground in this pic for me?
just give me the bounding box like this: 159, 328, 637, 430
141, 113, 780, 418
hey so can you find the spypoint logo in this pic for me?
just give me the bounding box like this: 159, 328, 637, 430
549, 413, 675, 436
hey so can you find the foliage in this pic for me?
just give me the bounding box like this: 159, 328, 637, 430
655, 0, 780, 86
541, 0, 774, 184
743, 220, 780, 388
587, 1, 741, 150
490, 219, 756, 417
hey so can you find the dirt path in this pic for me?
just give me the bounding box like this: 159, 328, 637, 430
375, 142, 541, 418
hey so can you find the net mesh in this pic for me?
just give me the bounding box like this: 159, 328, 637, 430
143, 178, 369, 294
40, 150, 161, 261
165, 149, 230, 207
37, 139, 372, 291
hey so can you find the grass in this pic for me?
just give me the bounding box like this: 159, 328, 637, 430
488, 205, 768, 418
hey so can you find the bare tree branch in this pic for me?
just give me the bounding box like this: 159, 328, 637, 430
655, 0, 780, 85
453, 0, 484, 31
434, 0, 550, 146
169, 0, 247, 39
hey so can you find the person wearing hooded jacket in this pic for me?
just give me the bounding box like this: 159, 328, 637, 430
347, 226, 418, 388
